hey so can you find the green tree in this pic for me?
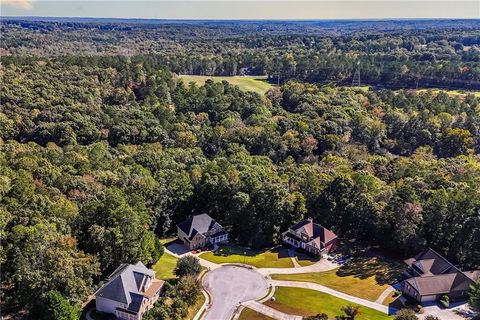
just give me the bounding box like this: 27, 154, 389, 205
470, 280, 480, 312
41, 290, 80, 320
174, 256, 202, 278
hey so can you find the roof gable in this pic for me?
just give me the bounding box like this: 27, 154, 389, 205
177, 214, 222, 239
96, 262, 155, 307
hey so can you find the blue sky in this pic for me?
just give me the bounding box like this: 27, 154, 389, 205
1, 0, 479, 19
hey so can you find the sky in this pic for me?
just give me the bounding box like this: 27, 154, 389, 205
1, 0, 479, 19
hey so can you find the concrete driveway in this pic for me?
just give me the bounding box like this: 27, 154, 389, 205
203, 265, 269, 320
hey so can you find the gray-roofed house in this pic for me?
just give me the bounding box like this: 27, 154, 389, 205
402, 248, 480, 303
95, 262, 164, 320
177, 213, 229, 250
282, 218, 337, 257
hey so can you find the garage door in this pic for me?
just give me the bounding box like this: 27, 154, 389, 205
421, 295, 437, 302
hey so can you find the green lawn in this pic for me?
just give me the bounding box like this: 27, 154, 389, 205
199, 245, 294, 268
272, 268, 388, 302
265, 287, 392, 320
152, 252, 178, 280
272, 252, 402, 301
238, 307, 275, 320
178, 75, 273, 95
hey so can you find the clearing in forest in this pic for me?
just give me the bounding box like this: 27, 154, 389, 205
178, 75, 274, 95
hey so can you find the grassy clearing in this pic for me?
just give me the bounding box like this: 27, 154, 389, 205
415, 88, 480, 97
178, 75, 273, 95
199, 245, 294, 268
265, 287, 392, 320
152, 252, 178, 280
238, 307, 275, 320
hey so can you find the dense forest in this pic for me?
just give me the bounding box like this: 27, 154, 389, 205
1, 19, 480, 319
2, 19, 480, 89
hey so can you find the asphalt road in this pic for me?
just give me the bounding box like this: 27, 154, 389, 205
202, 265, 269, 320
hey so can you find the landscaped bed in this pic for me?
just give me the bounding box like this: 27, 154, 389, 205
199, 245, 295, 268
264, 287, 393, 320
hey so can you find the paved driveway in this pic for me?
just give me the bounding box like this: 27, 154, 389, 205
203, 265, 269, 320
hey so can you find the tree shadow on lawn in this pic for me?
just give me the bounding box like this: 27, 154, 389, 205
212, 245, 291, 259
336, 244, 404, 285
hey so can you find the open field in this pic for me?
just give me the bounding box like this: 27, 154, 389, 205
152, 252, 178, 280
199, 245, 295, 268
238, 308, 275, 320
177, 75, 274, 95
265, 287, 393, 320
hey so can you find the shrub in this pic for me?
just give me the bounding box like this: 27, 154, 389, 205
424, 316, 440, 320
440, 295, 449, 308
394, 308, 418, 320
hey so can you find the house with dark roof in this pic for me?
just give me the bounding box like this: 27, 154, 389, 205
282, 218, 338, 256
402, 248, 480, 303
177, 213, 228, 250
95, 262, 164, 320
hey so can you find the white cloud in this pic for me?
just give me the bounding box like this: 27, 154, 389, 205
2, 0, 35, 9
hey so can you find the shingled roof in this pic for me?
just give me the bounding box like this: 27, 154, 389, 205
404, 248, 477, 297
289, 218, 337, 249
177, 213, 222, 240
95, 262, 162, 313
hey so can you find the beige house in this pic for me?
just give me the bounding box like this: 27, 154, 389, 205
95, 262, 164, 320
177, 213, 228, 249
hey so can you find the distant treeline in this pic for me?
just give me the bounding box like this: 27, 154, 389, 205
1, 19, 479, 89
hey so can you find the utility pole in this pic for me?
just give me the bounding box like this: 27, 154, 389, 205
352, 61, 361, 87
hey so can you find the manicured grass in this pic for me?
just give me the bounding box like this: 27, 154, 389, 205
178, 75, 273, 95
272, 268, 388, 302
272, 252, 403, 301
265, 287, 392, 320
238, 307, 275, 320
152, 252, 178, 280
199, 245, 294, 268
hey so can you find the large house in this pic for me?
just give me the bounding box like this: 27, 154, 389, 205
402, 248, 480, 303
282, 218, 337, 256
177, 213, 229, 250
95, 262, 164, 320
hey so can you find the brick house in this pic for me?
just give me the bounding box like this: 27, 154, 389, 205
402, 248, 480, 303
177, 213, 229, 250
282, 218, 337, 257
95, 262, 164, 320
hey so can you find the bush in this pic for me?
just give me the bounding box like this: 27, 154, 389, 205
305, 314, 329, 320
424, 316, 440, 320
440, 295, 449, 308
174, 255, 202, 278
394, 308, 418, 320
